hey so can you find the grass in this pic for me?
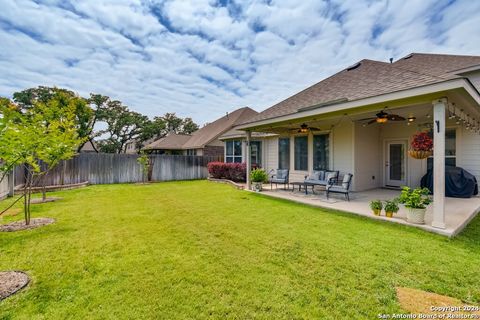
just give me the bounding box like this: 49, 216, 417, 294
0, 180, 479, 319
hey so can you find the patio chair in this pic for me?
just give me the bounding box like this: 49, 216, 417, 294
326, 173, 353, 201
270, 169, 289, 190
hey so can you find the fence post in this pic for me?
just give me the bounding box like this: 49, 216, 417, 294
7, 169, 14, 197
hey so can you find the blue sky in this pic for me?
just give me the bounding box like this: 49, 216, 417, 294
1, 0, 479, 124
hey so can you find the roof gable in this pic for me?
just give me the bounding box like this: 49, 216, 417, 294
182, 107, 258, 148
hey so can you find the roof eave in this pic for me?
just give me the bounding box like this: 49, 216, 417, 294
236, 78, 475, 130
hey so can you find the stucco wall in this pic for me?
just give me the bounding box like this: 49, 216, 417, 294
353, 123, 381, 191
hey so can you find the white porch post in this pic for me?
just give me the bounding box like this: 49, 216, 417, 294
246, 131, 252, 190
432, 98, 447, 229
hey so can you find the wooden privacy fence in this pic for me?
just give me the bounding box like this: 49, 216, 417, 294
10, 153, 222, 187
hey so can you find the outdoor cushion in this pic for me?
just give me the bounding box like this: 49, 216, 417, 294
326, 185, 347, 193
325, 172, 337, 184
341, 174, 353, 189
306, 170, 323, 181
276, 169, 289, 180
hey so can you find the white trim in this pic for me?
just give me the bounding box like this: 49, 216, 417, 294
236, 79, 475, 130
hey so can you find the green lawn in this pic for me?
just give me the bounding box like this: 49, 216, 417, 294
0, 181, 479, 319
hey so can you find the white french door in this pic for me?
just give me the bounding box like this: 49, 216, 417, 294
385, 140, 407, 187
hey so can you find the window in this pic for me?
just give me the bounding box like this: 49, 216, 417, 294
427, 128, 456, 170
278, 138, 290, 170
250, 141, 262, 167
186, 149, 197, 156
226, 140, 242, 163
294, 136, 308, 171
313, 134, 329, 170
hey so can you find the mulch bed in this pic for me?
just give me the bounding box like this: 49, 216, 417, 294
0, 271, 29, 300
0, 218, 55, 232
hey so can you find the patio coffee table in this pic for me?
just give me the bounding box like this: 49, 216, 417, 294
290, 181, 317, 195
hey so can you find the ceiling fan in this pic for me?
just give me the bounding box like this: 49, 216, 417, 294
290, 123, 321, 133
359, 109, 406, 125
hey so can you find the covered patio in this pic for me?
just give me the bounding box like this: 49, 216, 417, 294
257, 186, 480, 237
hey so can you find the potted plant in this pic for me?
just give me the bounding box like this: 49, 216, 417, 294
398, 187, 432, 224
384, 199, 399, 218
408, 131, 433, 159
369, 200, 383, 216
250, 168, 268, 192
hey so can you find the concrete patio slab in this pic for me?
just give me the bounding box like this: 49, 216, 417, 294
252, 186, 480, 237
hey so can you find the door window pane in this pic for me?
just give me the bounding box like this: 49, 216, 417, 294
313, 134, 329, 170
389, 143, 405, 181
294, 136, 308, 171
278, 138, 290, 170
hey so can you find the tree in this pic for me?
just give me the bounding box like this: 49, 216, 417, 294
158, 113, 199, 134
96, 100, 149, 153
0, 93, 84, 224
12, 86, 94, 152
181, 117, 199, 134
137, 152, 150, 183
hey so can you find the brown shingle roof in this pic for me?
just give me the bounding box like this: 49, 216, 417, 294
143, 133, 192, 150
143, 107, 259, 150
242, 53, 480, 125
182, 107, 258, 148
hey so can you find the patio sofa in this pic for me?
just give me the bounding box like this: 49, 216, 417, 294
303, 170, 339, 193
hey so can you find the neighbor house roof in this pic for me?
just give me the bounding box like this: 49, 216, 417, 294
241, 53, 480, 125
143, 133, 192, 150
182, 107, 258, 149
144, 107, 259, 151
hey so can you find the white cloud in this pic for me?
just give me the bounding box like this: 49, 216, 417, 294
0, 0, 479, 125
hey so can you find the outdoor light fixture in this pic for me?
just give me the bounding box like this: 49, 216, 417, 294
299, 123, 309, 133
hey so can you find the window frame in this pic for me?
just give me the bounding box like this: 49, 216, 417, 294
294, 135, 308, 171
225, 139, 243, 163
313, 133, 330, 170
278, 137, 290, 170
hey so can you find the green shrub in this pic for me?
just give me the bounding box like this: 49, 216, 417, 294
398, 187, 431, 209
250, 168, 268, 183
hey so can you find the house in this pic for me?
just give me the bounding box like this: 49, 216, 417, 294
232, 53, 480, 232
143, 107, 258, 157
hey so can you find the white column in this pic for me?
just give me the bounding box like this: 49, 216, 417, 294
246, 131, 252, 190
432, 98, 447, 229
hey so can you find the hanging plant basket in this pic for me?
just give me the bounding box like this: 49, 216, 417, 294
409, 132, 433, 160
408, 150, 432, 160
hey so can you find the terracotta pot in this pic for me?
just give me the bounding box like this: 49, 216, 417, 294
408, 150, 432, 160
373, 209, 381, 216
385, 211, 394, 218
406, 208, 427, 224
